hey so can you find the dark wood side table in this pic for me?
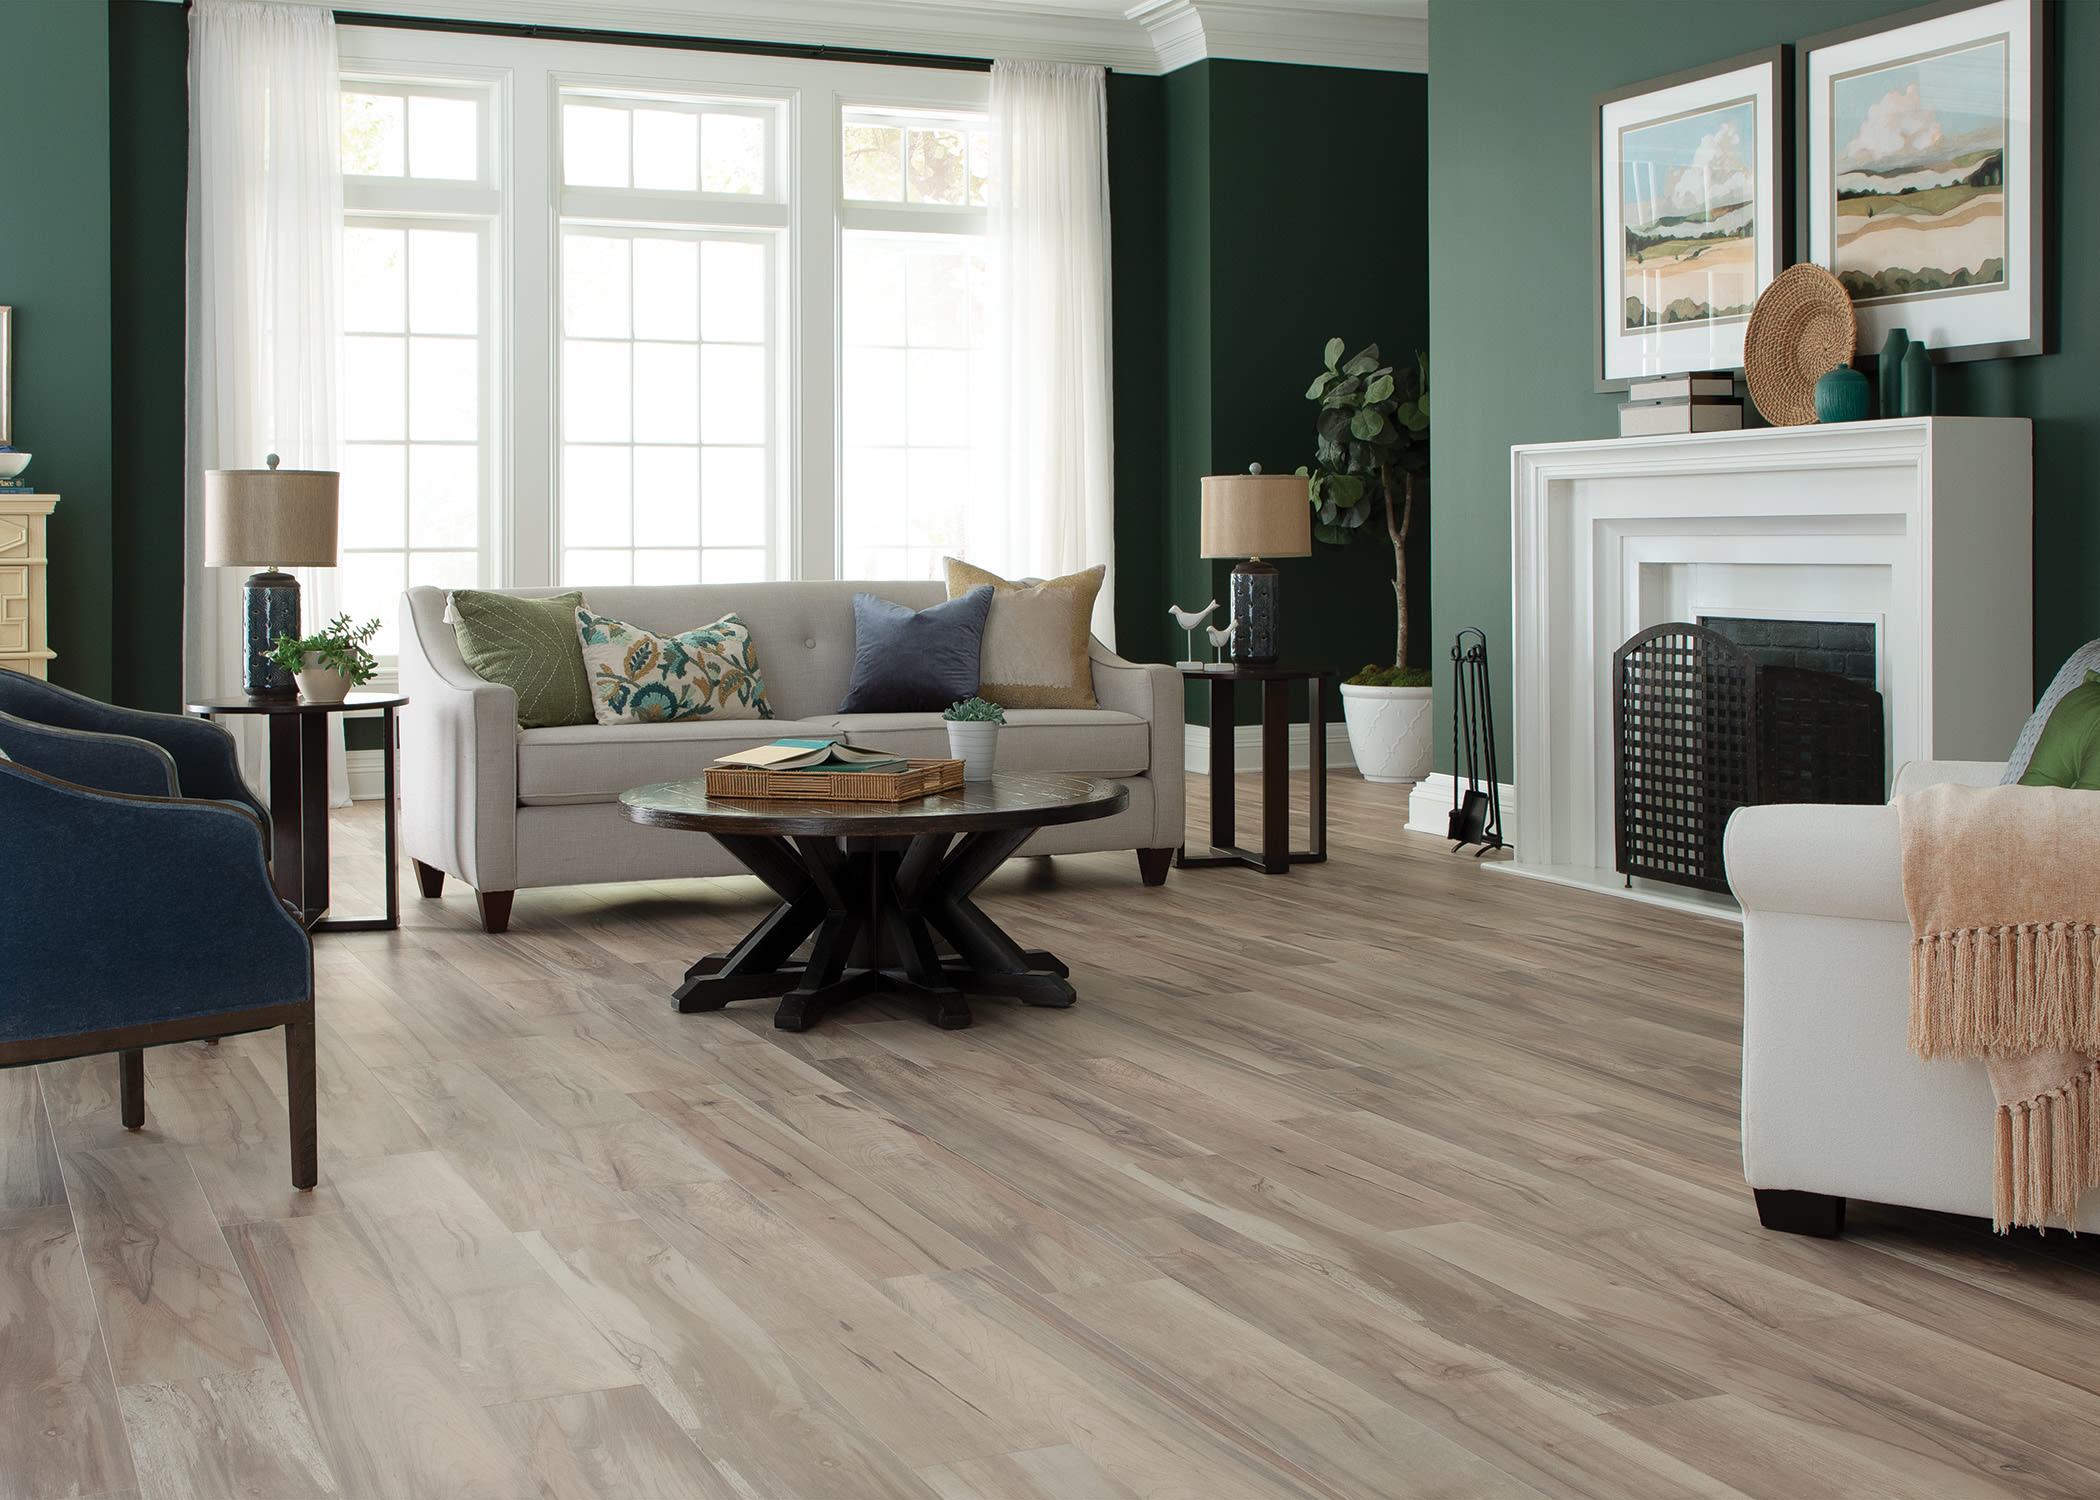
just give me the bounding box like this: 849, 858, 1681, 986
1176, 665, 1333, 875
186, 692, 406, 932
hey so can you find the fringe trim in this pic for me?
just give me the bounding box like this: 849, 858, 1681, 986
1991, 1058, 2100, 1233
1909, 923, 2100, 1059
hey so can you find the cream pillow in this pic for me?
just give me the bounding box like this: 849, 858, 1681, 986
575, 607, 774, 725
942, 558, 1103, 710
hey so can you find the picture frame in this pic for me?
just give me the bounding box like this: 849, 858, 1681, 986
1800, 0, 2045, 361
1594, 48, 1789, 391
0, 306, 11, 447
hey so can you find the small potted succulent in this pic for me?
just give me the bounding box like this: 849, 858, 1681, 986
942, 696, 1005, 781
268, 615, 381, 705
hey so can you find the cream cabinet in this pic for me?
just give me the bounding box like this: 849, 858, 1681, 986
0, 494, 56, 678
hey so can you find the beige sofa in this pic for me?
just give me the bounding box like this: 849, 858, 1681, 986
398, 582, 1185, 931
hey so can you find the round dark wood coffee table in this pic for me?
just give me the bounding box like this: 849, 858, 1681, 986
619, 772, 1128, 1031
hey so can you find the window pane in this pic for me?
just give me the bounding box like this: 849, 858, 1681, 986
700, 240, 765, 344
634, 342, 699, 444
634, 549, 699, 585
563, 549, 632, 586
633, 109, 698, 192
340, 551, 406, 655
409, 338, 478, 441
408, 229, 478, 335
564, 234, 631, 339
909, 449, 967, 551
344, 228, 405, 333
906, 127, 967, 205
842, 124, 903, 201
842, 347, 906, 448
563, 341, 632, 443
699, 345, 765, 445
701, 113, 765, 194
907, 249, 973, 348
408, 95, 477, 180
342, 92, 404, 177
843, 449, 906, 554
700, 448, 765, 547
340, 443, 406, 550
969, 127, 991, 205
562, 446, 631, 547
563, 104, 628, 188
634, 446, 699, 546
842, 235, 906, 347
907, 350, 968, 448
702, 548, 764, 583
344, 336, 406, 441
633, 238, 698, 342
408, 550, 477, 592
409, 444, 477, 548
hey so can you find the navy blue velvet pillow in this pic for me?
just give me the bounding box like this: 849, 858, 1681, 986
838, 587, 995, 713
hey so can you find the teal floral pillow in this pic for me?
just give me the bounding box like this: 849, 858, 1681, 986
574, 608, 775, 725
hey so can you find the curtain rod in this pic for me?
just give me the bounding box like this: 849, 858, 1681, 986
330, 11, 995, 72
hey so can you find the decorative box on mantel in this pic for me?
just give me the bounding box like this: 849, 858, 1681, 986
0, 493, 57, 679
1501, 417, 2030, 919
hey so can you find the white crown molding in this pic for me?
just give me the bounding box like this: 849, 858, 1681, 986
322, 0, 1427, 76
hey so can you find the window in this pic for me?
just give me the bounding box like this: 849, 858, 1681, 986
838, 107, 990, 581
338, 76, 497, 656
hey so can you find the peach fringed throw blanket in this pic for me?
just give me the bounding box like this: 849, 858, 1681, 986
1898, 781, 2100, 1232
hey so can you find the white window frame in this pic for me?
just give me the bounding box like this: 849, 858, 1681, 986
337, 25, 990, 593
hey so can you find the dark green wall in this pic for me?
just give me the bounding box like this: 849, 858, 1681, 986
1108, 71, 1170, 665
1430, 0, 2085, 774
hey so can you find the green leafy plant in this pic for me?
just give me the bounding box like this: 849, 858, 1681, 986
268, 615, 382, 685
1298, 339, 1430, 672
1345, 663, 1431, 688
942, 696, 1006, 724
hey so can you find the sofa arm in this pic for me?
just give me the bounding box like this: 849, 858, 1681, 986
398, 588, 520, 891
1725, 801, 1906, 924
1890, 758, 2005, 797
1090, 638, 1185, 850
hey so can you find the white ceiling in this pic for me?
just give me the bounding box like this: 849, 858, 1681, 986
327, 0, 1430, 74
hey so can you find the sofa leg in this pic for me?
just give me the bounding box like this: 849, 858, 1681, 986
119, 1050, 145, 1130
285, 1019, 318, 1191
1754, 1188, 1846, 1238
413, 859, 446, 899
1136, 848, 1173, 886
477, 889, 515, 934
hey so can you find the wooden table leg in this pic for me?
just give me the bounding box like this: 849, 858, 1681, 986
1210, 675, 1236, 851
299, 712, 331, 924
1260, 676, 1290, 874
266, 713, 305, 917
926, 826, 1076, 1007
381, 706, 399, 927
1308, 677, 1329, 862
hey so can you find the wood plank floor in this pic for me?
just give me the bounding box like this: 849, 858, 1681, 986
9, 771, 2100, 1500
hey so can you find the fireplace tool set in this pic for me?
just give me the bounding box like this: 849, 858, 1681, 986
1448, 627, 1504, 855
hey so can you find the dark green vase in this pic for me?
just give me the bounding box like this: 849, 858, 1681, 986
1814, 365, 1871, 423
1878, 328, 1909, 418
1899, 339, 1933, 417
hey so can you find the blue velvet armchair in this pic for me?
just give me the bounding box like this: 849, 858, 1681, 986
0, 686, 315, 1188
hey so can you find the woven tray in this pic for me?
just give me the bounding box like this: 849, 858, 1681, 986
703, 757, 965, 803
1743, 263, 1856, 426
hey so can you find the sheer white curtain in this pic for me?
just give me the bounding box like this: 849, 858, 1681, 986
185, 0, 348, 801
984, 60, 1117, 645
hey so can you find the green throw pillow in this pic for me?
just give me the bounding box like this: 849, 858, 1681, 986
2018, 670, 2100, 791
448, 589, 594, 729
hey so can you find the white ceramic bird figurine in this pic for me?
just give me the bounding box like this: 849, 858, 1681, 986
1168, 600, 1218, 668
1205, 620, 1235, 669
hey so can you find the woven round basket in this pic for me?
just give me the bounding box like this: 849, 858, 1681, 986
1743, 263, 1857, 426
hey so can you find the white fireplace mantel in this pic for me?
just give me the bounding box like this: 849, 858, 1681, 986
1501, 416, 2031, 916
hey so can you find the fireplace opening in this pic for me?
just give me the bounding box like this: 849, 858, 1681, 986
1697, 614, 1877, 690
1614, 621, 1884, 893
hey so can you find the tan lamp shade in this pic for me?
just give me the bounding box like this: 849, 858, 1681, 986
1200, 471, 1312, 560
203, 458, 340, 569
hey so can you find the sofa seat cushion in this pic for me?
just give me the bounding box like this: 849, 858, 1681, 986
517, 718, 834, 805
812, 709, 1149, 778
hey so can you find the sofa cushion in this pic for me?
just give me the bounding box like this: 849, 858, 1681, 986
2018, 671, 2100, 791
944, 557, 1104, 710
575, 607, 774, 725
812, 709, 1149, 778
449, 589, 595, 729
517, 718, 833, 805
838, 587, 995, 712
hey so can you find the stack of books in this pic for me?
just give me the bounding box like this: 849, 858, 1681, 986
1618, 372, 1743, 437
715, 738, 908, 773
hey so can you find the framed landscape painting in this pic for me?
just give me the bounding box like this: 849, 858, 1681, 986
1595, 49, 1787, 389
1803, 0, 2045, 360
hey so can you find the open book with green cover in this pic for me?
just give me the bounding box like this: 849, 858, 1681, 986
714, 738, 908, 773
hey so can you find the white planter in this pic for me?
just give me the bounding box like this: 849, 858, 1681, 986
1340, 682, 1433, 783
295, 655, 353, 705
945, 720, 1000, 781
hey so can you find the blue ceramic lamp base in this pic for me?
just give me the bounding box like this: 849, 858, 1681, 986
1229, 559, 1281, 664
243, 570, 302, 698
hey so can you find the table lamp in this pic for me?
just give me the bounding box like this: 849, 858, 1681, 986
1200, 465, 1311, 664
204, 454, 341, 698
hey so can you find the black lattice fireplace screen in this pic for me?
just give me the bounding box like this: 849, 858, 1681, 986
1614, 621, 1885, 893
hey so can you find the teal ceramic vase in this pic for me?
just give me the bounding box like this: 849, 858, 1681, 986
1814, 365, 1871, 423
1900, 339, 1933, 417
1878, 327, 1909, 418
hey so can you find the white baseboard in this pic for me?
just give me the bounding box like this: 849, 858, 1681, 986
347, 749, 386, 803
1407, 771, 1518, 839
1185, 721, 1356, 773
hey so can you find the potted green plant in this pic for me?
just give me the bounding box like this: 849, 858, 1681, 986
1300, 338, 1432, 783
942, 696, 1005, 781
268, 615, 381, 705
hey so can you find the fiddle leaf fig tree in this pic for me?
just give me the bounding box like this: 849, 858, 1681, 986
1298, 338, 1430, 674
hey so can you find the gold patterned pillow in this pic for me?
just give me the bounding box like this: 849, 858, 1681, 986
574, 607, 774, 725
942, 558, 1103, 710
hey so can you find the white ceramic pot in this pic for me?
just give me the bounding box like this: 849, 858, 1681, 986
295, 655, 353, 705
945, 720, 999, 781
1340, 682, 1433, 783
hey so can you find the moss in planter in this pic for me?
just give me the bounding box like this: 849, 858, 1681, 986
1344, 663, 1431, 688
